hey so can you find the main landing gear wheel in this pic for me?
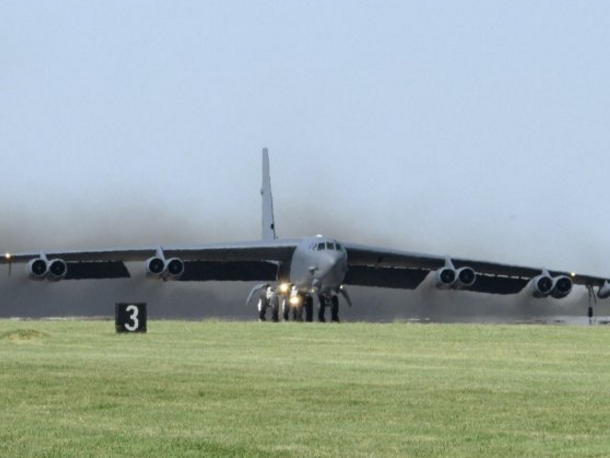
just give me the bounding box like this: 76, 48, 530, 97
291, 298, 304, 322
270, 296, 280, 323
258, 298, 267, 321
304, 295, 314, 322
295, 305, 303, 321
330, 295, 340, 322
317, 295, 327, 322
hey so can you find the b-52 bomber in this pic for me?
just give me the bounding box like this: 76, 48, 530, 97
2, 149, 610, 322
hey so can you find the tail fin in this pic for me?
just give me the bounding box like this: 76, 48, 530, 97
261, 148, 277, 240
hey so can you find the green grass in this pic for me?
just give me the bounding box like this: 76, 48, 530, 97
1, 320, 610, 457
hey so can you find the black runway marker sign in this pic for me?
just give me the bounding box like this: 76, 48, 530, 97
115, 303, 147, 333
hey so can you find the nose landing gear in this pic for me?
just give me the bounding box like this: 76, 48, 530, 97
330, 295, 340, 322
304, 295, 314, 322
318, 295, 327, 323
318, 295, 340, 322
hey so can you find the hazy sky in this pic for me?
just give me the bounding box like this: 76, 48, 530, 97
1, 2, 610, 317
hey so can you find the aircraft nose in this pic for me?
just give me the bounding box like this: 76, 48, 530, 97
312, 251, 347, 284
314, 252, 339, 273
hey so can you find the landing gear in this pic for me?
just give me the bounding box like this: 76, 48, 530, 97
292, 301, 303, 321
318, 295, 327, 322
270, 295, 280, 322
304, 296, 314, 322
260, 289, 342, 323
317, 295, 340, 322
282, 293, 312, 322
330, 295, 340, 322
587, 285, 597, 326
257, 286, 279, 322
258, 294, 268, 321
282, 298, 290, 321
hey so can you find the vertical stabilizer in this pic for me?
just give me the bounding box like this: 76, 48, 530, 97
261, 148, 277, 240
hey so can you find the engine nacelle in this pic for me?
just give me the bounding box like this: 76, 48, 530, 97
28, 258, 48, 281
550, 275, 572, 299
145, 256, 184, 280
47, 259, 68, 282
27, 257, 67, 281
165, 258, 185, 280
145, 257, 166, 278
455, 267, 476, 289
531, 274, 553, 298
598, 281, 610, 300
435, 267, 456, 289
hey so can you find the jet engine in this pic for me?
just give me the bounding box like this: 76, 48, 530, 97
47, 259, 68, 282
27, 257, 68, 281
455, 267, 476, 289
598, 281, 610, 300
165, 258, 185, 280
144, 256, 184, 280
530, 274, 554, 298
145, 257, 166, 278
435, 267, 456, 289
550, 275, 572, 299
28, 258, 48, 281
435, 265, 476, 290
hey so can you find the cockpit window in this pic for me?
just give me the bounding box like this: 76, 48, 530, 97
313, 241, 342, 251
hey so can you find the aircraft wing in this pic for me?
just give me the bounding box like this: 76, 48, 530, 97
343, 242, 608, 294
0, 240, 299, 281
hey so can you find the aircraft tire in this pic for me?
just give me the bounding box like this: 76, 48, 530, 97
330, 296, 340, 322
292, 301, 304, 322
318, 295, 327, 322
270, 296, 280, 322
258, 296, 268, 321
304, 296, 314, 322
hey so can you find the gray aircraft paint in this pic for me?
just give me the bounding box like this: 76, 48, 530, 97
261, 152, 347, 296
288, 237, 348, 293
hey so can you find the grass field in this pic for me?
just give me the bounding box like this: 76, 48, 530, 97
1, 320, 610, 458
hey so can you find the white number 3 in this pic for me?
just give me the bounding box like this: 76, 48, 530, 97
125, 305, 139, 331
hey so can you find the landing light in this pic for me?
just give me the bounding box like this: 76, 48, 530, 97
570, 272, 577, 278
279, 283, 290, 294
5, 253, 11, 260
289, 295, 301, 306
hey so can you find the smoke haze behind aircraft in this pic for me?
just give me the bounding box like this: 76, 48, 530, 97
0, 200, 604, 321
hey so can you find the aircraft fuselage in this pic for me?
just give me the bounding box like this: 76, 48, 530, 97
288, 236, 348, 296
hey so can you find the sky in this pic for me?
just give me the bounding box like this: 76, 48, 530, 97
1, 1, 609, 320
